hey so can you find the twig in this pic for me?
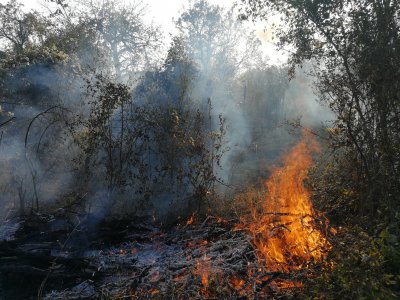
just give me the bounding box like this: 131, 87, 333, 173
37, 215, 84, 300
25, 106, 60, 149
0, 116, 15, 127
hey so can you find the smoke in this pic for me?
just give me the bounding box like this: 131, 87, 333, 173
0, 103, 76, 219
284, 66, 335, 127
0, 48, 97, 220
175, 1, 335, 189
0, 0, 335, 224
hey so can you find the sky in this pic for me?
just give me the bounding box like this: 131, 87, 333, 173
0, 0, 285, 64
144, 0, 235, 33
11, 0, 239, 33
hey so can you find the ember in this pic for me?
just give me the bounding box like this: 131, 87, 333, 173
193, 255, 211, 292
186, 213, 195, 225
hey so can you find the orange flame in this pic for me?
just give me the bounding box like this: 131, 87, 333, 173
229, 276, 247, 296
248, 133, 331, 272
193, 255, 211, 295
186, 213, 195, 225
230, 276, 245, 290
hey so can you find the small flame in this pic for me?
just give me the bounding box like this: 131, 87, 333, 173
193, 255, 211, 295
230, 276, 245, 289
149, 288, 159, 295
186, 213, 195, 225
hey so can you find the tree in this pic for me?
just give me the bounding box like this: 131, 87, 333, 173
135, 35, 198, 106
242, 0, 400, 221
0, 0, 50, 55
72, 73, 226, 218
73, 0, 162, 80
173, 1, 269, 187
239, 66, 288, 128
176, 0, 263, 80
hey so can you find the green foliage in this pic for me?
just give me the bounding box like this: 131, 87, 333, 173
310, 147, 362, 222
308, 144, 400, 298
379, 226, 400, 276
303, 225, 400, 300
240, 0, 400, 292
0, 0, 51, 54
242, 0, 400, 223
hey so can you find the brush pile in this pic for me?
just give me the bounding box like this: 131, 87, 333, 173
0, 212, 322, 299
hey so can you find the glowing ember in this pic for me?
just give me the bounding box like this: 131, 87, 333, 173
230, 276, 245, 290
248, 133, 331, 272
186, 213, 195, 225
229, 276, 247, 295
149, 288, 159, 295
193, 255, 211, 295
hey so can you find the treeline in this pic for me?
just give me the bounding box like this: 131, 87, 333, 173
0, 0, 307, 222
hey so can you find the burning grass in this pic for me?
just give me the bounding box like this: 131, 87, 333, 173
2, 133, 334, 299
59, 135, 331, 299
239, 132, 333, 272
228, 132, 335, 295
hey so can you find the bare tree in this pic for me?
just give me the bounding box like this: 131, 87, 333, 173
71, 0, 162, 80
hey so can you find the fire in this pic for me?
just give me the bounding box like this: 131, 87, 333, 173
193, 255, 211, 295
149, 288, 159, 295
230, 276, 245, 290
229, 276, 248, 296
248, 133, 331, 272
186, 213, 195, 225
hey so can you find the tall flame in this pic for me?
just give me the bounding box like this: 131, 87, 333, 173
248, 133, 330, 272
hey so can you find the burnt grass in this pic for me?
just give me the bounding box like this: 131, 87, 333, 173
0, 213, 155, 299
0, 212, 310, 299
